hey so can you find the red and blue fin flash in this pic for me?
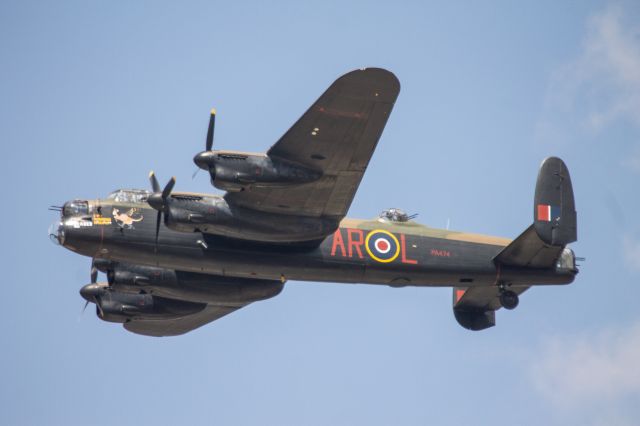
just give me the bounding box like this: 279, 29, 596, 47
537, 204, 561, 222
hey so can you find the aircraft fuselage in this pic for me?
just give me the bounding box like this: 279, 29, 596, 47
54, 199, 577, 289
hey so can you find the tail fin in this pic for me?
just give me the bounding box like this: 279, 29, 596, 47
453, 157, 577, 331
494, 157, 577, 268
534, 157, 577, 246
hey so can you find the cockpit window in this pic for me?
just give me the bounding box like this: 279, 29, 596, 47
107, 189, 150, 203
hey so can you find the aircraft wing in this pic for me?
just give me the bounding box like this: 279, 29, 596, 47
225, 68, 400, 218
123, 304, 241, 337
119, 273, 284, 337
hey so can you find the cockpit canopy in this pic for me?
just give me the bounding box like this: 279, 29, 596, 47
107, 189, 150, 204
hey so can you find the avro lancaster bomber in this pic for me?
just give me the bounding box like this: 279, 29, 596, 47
49, 68, 578, 336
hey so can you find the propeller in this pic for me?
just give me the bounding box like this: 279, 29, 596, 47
193, 109, 217, 179
81, 260, 103, 316
147, 171, 176, 252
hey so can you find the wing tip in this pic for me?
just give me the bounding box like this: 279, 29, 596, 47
337, 67, 401, 98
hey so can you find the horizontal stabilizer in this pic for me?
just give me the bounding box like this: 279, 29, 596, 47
452, 285, 530, 331
494, 225, 563, 268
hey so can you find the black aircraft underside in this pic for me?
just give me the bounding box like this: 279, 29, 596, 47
50, 68, 578, 336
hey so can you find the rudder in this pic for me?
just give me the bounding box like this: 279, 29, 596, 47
534, 157, 577, 246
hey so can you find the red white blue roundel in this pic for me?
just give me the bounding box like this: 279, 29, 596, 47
365, 230, 400, 263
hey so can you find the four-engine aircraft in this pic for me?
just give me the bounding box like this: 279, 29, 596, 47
49, 68, 578, 336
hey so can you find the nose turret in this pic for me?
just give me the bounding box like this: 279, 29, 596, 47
48, 220, 64, 245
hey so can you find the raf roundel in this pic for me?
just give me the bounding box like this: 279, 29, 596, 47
365, 230, 400, 263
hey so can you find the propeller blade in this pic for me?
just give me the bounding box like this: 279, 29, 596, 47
191, 168, 200, 180
149, 171, 161, 193
148, 172, 175, 253
155, 210, 162, 253
82, 300, 90, 314
206, 108, 216, 151
90, 263, 98, 284
162, 177, 176, 200
95, 297, 104, 318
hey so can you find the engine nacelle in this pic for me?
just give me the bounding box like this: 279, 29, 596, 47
105, 263, 178, 291
164, 195, 338, 243
96, 290, 206, 324
194, 151, 321, 192
92, 261, 284, 305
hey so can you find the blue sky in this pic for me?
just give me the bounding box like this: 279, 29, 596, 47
2, 1, 640, 424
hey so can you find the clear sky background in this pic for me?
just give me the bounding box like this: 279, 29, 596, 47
2, 1, 640, 425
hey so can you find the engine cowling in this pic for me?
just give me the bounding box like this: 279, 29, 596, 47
105, 263, 177, 291
162, 195, 338, 243
96, 290, 206, 324
193, 151, 321, 192
93, 261, 284, 305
